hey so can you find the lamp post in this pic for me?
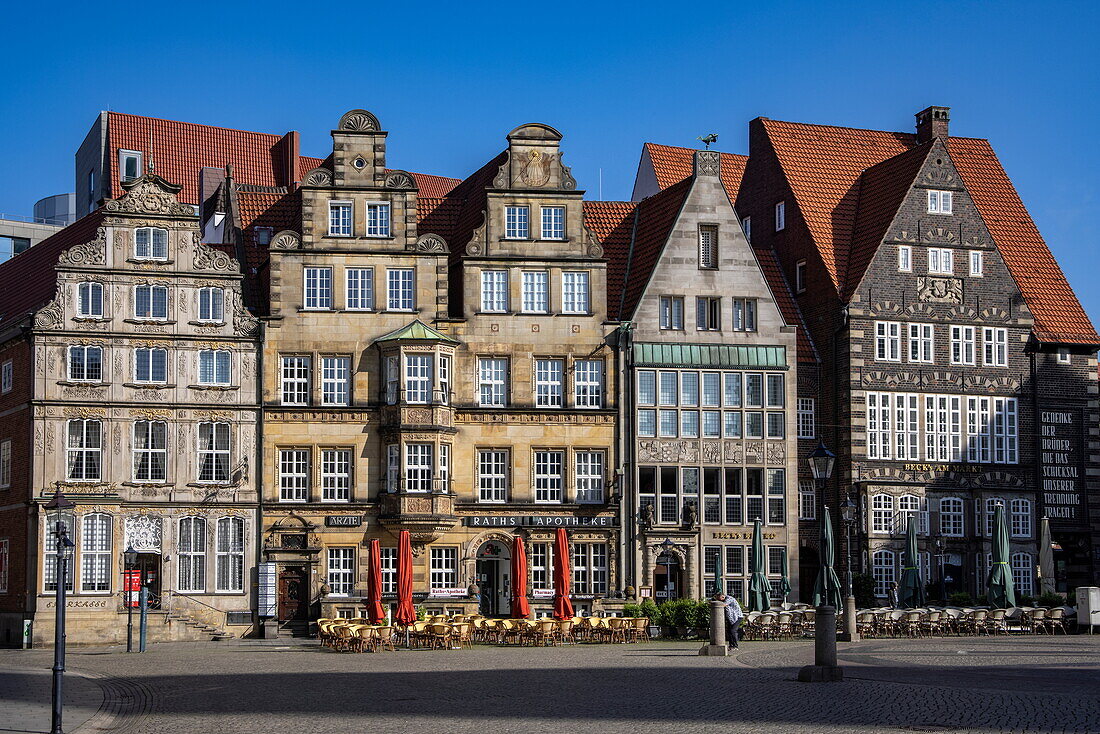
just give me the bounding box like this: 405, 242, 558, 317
45, 491, 75, 734
800, 441, 843, 681
840, 494, 859, 642
934, 537, 947, 602
124, 545, 138, 653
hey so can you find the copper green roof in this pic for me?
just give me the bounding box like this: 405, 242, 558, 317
374, 320, 459, 344
632, 343, 787, 369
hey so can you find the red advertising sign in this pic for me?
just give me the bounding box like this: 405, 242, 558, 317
124, 570, 141, 608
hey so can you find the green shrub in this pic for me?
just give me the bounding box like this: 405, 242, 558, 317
665, 598, 695, 629
622, 603, 643, 618
690, 600, 712, 629
1016, 594, 1035, 607
1037, 592, 1066, 608
640, 599, 661, 626
947, 591, 976, 607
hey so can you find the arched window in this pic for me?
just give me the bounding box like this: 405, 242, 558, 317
80, 513, 112, 592
77, 282, 103, 317
897, 494, 928, 535
133, 420, 167, 482
43, 512, 76, 592
1011, 552, 1034, 597
177, 517, 206, 592
1010, 498, 1032, 538
939, 497, 964, 537
980, 497, 1004, 537
216, 517, 244, 593
871, 494, 894, 534
872, 549, 896, 598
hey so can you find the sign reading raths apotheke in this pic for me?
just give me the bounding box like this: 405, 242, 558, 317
1040, 408, 1085, 525
464, 515, 619, 528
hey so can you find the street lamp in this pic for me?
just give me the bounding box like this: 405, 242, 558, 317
807, 440, 836, 484
934, 537, 947, 602
839, 494, 859, 642
124, 546, 138, 653
799, 441, 843, 682
45, 491, 75, 734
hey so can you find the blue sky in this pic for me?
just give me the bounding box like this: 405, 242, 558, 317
2, 0, 1097, 322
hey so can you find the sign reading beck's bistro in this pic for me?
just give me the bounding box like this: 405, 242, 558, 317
464, 515, 619, 528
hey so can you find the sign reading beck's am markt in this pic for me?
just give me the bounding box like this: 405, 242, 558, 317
464, 515, 619, 528
1041, 409, 1084, 524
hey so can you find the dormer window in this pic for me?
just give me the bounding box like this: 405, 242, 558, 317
505, 206, 529, 239
328, 201, 352, 236
119, 150, 142, 182
135, 228, 168, 260
927, 190, 953, 214
366, 203, 390, 237
698, 226, 718, 269
541, 207, 565, 240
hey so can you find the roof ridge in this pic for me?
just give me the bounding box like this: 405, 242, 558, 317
108, 111, 285, 141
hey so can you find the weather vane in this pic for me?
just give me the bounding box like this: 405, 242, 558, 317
697, 134, 719, 150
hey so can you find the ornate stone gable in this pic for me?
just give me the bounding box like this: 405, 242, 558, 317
106, 173, 195, 218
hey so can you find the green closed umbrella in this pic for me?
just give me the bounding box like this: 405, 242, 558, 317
747, 518, 772, 612
898, 515, 926, 608
713, 548, 725, 597
1038, 516, 1056, 595
812, 506, 843, 609
986, 504, 1017, 608
779, 547, 792, 600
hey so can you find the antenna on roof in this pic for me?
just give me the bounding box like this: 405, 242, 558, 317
599, 168, 603, 201
147, 130, 155, 174
697, 134, 718, 150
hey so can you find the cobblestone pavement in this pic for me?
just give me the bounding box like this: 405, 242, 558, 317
0, 665, 104, 734
1, 635, 1098, 733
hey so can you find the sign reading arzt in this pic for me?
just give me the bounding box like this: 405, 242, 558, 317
1040, 409, 1083, 524
325, 516, 364, 527
464, 515, 619, 528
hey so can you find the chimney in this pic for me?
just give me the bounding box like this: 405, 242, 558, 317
693, 150, 721, 178
276, 130, 301, 190
916, 106, 950, 144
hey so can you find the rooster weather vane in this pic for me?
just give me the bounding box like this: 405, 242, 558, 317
698, 134, 719, 149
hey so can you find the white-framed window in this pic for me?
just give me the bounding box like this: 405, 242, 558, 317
134, 284, 168, 320
279, 448, 309, 501
346, 268, 374, 310
134, 227, 168, 260
1056, 348, 1071, 364
927, 190, 953, 214
385, 444, 399, 491
798, 480, 816, 520
908, 323, 935, 363
535, 359, 564, 408
574, 360, 603, 409
699, 226, 718, 269
386, 269, 414, 311
68, 345, 103, 382
575, 451, 604, 503
404, 354, 431, 404
872, 549, 896, 598
43, 511, 75, 592
980, 498, 1005, 537
0, 361, 9, 393
928, 248, 954, 275
534, 450, 564, 503
404, 443, 433, 492
541, 206, 565, 240
429, 547, 459, 592
281, 356, 311, 405
0, 439, 10, 488
478, 450, 508, 503
950, 325, 975, 365
897, 494, 929, 535
67, 419, 102, 481
732, 298, 757, 331
696, 297, 721, 331
321, 357, 350, 406
384, 356, 398, 405
530, 542, 552, 593
766, 469, 785, 523
572, 543, 609, 595
969, 250, 984, 276
379, 546, 397, 594
133, 420, 167, 482
925, 394, 963, 462
321, 448, 352, 502
80, 513, 112, 592
797, 398, 815, 439
197, 423, 230, 482
327, 547, 355, 596
77, 282, 104, 317
521, 271, 549, 313
216, 517, 245, 592
505, 206, 529, 239
875, 321, 902, 362
775, 201, 786, 231
365, 202, 390, 237
871, 494, 894, 534
198, 350, 231, 385
119, 149, 142, 182
1011, 552, 1034, 596
304, 267, 332, 310
477, 357, 508, 407
198, 287, 224, 322
898, 245, 912, 272
795, 260, 806, 293
177, 516, 207, 592
1010, 497, 1032, 538
742, 217, 751, 243
983, 327, 1008, 367
481, 270, 508, 312
562, 271, 589, 314
659, 296, 684, 330
938, 497, 964, 536
134, 347, 167, 383
328, 201, 352, 236
438, 443, 450, 491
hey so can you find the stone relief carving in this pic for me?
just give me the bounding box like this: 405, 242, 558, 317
106, 175, 193, 216
33, 297, 64, 330
744, 442, 765, 464
45, 423, 56, 451
518, 150, 552, 187
696, 150, 720, 176
57, 227, 107, 266
638, 440, 698, 463
723, 442, 743, 463
922, 227, 958, 244
339, 109, 381, 132
125, 515, 162, 552
231, 291, 260, 337
61, 385, 109, 400
917, 277, 963, 304
270, 230, 301, 250
414, 234, 448, 253
113, 424, 122, 455
465, 214, 488, 256
303, 168, 332, 187
385, 171, 415, 189
702, 442, 722, 464
192, 241, 238, 273
766, 443, 786, 465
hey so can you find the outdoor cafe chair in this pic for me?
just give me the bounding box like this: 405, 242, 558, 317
352, 625, 377, 653
921, 610, 944, 637
985, 609, 1009, 635
452, 622, 472, 648
1044, 607, 1068, 634
427, 623, 454, 650
1027, 607, 1048, 634
374, 625, 397, 652
630, 616, 650, 642
332, 624, 356, 652
606, 616, 629, 644
855, 611, 877, 638
776, 612, 794, 640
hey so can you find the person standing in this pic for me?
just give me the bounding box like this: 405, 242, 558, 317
717, 593, 744, 648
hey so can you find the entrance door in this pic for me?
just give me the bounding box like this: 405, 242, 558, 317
477, 559, 499, 617
278, 567, 309, 622
654, 552, 682, 601
475, 541, 512, 617
135, 553, 162, 608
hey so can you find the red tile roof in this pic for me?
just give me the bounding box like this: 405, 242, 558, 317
583, 199, 638, 321
643, 143, 747, 203
759, 118, 1098, 344
0, 210, 105, 331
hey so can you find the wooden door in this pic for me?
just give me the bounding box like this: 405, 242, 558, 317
278, 567, 309, 621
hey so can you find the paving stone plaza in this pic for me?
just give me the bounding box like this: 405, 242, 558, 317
2, 635, 1098, 734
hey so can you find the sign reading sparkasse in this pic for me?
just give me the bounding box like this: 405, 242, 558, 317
464, 515, 619, 528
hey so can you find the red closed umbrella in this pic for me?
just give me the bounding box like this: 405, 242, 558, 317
552, 527, 574, 620
394, 530, 417, 626
511, 535, 531, 619
365, 538, 386, 624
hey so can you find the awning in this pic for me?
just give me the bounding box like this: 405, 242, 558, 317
632, 343, 787, 369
